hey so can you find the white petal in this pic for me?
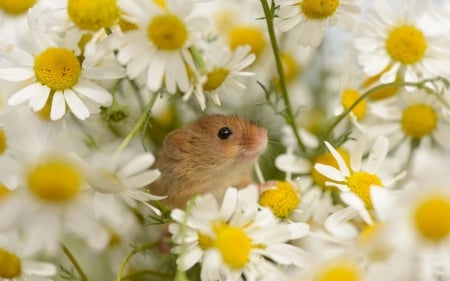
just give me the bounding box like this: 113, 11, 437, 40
264, 244, 309, 267
177, 247, 203, 270
124, 170, 161, 189
72, 80, 112, 105
28, 84, 51, 111
366, 136, 389, 173
118, 153, 155, 177
324, 206, 359, 239
0, 43, 34, 65
219, 187, 238, 221
275, 154, 311, 174
22, 260, 57, 277
350, 134, 367, 172
64, 90, 90, 120
8, 83, 45, 106
50, 92, 66, 120
314, 163, 345, 182
324, 141, 350, 176
147, 54, 165, 91
0, 67, 34, 81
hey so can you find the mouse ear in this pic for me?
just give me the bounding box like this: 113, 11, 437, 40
163, 128, 193, 160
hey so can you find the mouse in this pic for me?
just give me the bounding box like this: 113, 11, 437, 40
149, 114, 268, 209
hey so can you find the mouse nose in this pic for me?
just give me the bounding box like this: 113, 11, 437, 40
255, 127, 268, 150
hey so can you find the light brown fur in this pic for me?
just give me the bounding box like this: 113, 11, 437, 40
150, 115, 268, 209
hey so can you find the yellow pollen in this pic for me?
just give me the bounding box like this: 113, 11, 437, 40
147, 13, 188, 50
34, 48, 81, 91
414, 195, 450, 242
0, 248, 21, 278
198, 232, 213, 250
228, 26, 266, 57
312, 148, 350, 189
346, 171, 382, 209
203, 68, 230, 92
386, 25, 427, 65
401, 104, 437, 138
299, 0, 340, 20
341, 88, 366, 120
68, 0, 119, 31
259, 181, 300, 218
118, 18, 138, 32
213, 222, 251, 269
0, 0, 36, 15
316, 260, 362, 281
27, 157, 83, 203
0, 128, 7, 154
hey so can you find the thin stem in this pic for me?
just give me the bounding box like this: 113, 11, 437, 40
259, 0, 306, 152
320, 78, 447, 141
62, 244, 89, 281
116, 243, 157, 281
115, 90, 159, 155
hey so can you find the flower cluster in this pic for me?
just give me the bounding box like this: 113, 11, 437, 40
0, 0, 450, 280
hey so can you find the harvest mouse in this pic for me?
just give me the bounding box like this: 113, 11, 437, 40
150, 115, 268, 209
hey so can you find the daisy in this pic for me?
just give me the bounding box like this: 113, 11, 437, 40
0, 151, 109, 255
0, 233, 57, 281
276, 0, 362, 47
0, 7, 125, 121
354, 0, 450, 84
169, 185, 310, 281
84, 150, 164, 215
314, 134, 405, 224
183, 45, 256, 110
117, 0, 207, 94
371, 88, 450, 151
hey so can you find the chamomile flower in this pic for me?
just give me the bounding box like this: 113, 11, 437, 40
117, 0, 206, 94
0, 152, 109, 255
315, 134, 405, 224
0, 233, 56, 281
0, 20, 124, 120
85, 150, 163, 215
169, 186, 310, 280
355, 0, 450, 83
276, 0, 362, 47
183, 45, 255, 110
372, 88, 450, 151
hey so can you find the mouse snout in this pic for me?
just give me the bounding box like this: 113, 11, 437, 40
251, 126, 268, 153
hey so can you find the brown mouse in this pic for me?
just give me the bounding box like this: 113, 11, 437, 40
150, 115, 268, 209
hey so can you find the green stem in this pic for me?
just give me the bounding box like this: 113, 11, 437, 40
115, 91, 159, 155
62, 245, 89, 281
188, 45, 207, 75
259, 0, 306, 152
320, 78, 448, 141
121, 270, 174, 281
116, 243, 157, 281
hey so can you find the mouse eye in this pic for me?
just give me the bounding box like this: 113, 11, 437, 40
217, 127, 232, 140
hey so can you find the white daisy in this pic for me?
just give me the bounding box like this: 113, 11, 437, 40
0, 8, 125, 121
0, 151, 109, 255
354, 0, 450, 83
183, 45, 255, 110
314, 134, 405, 224
117, 0, 206, 94
276, 0, 362, 47
169, 185, 310, 281
0, 233, 57, 281
371, 88, 450, 151
85, 150, 164, 215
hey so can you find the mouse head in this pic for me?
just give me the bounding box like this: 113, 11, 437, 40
163, 115, 267, 170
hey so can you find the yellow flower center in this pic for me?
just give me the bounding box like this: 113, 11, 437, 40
34, 48, 81, 91
401, 104, 437, 138
27, 158, 83, 203
316, 260, 362, 281
299, 0, 340, 20
198, 232, 213, 250
118, 18, 138, 32
346, 172, 382, 209
0, 0, 36, 15
0, 183, 11, 199
0, 248, 21, 278
228, 26, 266, 57
386, 25, 427, 65
0, 128, 7, 154
213, 222, 251, 269
147, 13, 188, 50
203, 68, 230, 92
341, 88, 366, 120
153, 0, 167, 9
312, 148, 350, 189
281, 52, 300, 82
68, 0, 119, 31
414, 195, 450, 242
259, 181, 300, 218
